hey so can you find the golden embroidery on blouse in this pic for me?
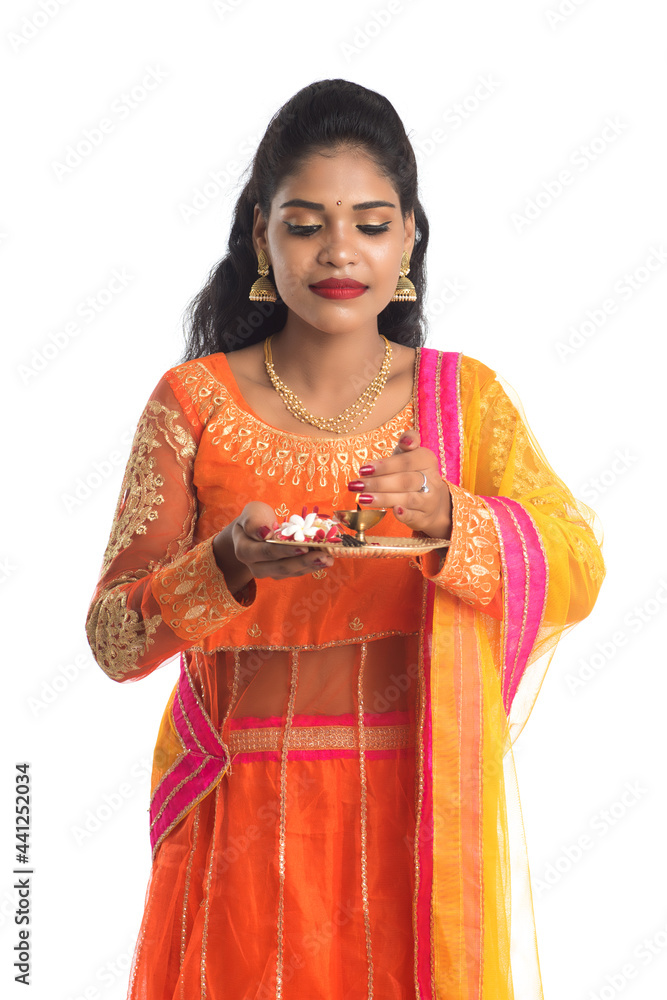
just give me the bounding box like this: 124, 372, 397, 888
207, 402, 414, 502
171, 356, 414, 503
152, 538, 247, 640
101, 400, 197, 574
169, 360, 232, 427
433, 483, 501, 605
228, 722, 413, 754
85, 572, 162, 681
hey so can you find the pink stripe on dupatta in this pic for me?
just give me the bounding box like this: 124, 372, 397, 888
479, 497, 548, 714
149, 655, 231, 858
414, 348, 463, 997
415, 349, 463, 482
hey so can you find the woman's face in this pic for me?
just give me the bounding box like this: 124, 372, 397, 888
252, 147, 415, 338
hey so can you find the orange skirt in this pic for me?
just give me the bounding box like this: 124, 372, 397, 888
128, 711, 418, 1000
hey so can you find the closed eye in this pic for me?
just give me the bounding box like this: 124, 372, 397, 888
284, 223, 391, 237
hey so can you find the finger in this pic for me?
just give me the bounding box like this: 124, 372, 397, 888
349, 469, 432, 496
352, 491, 429, 511
390, 429, 421, 456
253, 549, 335, 579
350, 448, 437, 487
237, 501, 280, 542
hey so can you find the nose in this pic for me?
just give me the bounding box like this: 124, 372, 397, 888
316, 225, 359, 267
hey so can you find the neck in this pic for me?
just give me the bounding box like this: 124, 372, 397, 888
268, 318, 388, 397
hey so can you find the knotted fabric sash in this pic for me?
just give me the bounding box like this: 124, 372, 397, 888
149, 656, 232, 859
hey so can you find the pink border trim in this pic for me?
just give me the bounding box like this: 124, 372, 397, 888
228, 748, 415, 764
229, 710, 411, 729
439, 351, 463, 485
479, 497, 548, 713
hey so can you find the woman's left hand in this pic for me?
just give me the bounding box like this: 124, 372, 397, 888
347, 430, 452, 539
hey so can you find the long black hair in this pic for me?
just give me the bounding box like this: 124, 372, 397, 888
181, 79, 430, 360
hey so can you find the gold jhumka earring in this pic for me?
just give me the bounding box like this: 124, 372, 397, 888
390, 251, 417, 302
248, 249, 278, 302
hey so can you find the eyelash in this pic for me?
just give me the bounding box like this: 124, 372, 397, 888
284, 223, 390, 237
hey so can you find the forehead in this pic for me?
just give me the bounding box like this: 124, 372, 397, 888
273, 148, 397, 204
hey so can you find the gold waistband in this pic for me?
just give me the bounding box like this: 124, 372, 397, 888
228, 723, 414, 754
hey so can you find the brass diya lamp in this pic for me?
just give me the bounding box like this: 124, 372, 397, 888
333, 508, 387, 545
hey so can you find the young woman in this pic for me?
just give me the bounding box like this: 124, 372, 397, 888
86, 79, 605, 1000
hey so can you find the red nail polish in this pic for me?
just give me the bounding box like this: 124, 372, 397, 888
359, 464, 375, 476
395, 506, 405, 516
358, 494, 373, 504
348, 480, 365, 491
257, 526, 270, 539
400, 436, 413, 446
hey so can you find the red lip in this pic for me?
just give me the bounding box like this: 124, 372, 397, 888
309, 278, 368, 289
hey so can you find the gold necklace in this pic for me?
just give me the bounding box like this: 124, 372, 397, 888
263, 335, 393, 435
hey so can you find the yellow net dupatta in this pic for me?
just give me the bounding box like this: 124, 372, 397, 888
413, 348, 605, 998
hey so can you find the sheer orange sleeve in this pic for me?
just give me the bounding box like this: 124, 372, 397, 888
85, 375, 255, 683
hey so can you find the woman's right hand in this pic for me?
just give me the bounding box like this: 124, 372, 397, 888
212, 501, 335, 590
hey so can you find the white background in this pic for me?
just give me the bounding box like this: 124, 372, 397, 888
2, 1, 666, 998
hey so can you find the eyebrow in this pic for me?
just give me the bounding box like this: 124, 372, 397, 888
279, 198, 396, 211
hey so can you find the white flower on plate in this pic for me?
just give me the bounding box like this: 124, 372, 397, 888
278, 512, 320, 542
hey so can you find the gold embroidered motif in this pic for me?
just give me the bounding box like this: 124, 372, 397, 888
349, 617, 363, 631
229, 723, 413, 754
275, 503, 290, 518
311, 569, 327, 579
153, 539, 248, 640
86, 572, 162, 681
172, 357, 414, 505
101, 401, 197, 573
247, 624, 262, 637
433, 484, 501, 605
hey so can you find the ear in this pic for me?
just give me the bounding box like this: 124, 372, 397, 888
252, 204, 270, 258
403, 209, 416, 257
